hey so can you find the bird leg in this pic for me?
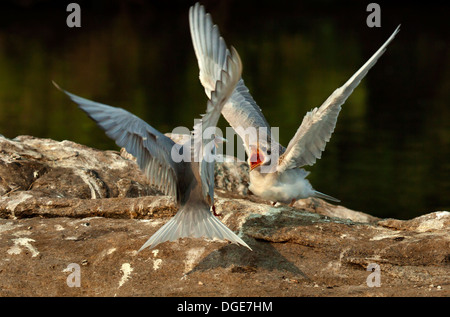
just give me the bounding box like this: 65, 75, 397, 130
212, 205, 219, 217
289, 199, 296, 207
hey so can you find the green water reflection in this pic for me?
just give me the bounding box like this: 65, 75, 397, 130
0, 1, 448, 219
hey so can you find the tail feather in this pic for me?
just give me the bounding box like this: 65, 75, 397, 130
313, 190, 341, 203
138, 206, 251, 252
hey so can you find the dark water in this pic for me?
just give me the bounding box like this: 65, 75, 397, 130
0, 1, 448, 219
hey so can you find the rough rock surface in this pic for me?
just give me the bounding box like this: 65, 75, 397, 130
0, 135, 448, 297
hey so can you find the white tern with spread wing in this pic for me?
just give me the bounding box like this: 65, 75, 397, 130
54, 44, 251, 251
189, 2, 400, 206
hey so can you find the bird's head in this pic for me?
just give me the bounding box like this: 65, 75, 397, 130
248, 145, 272, 171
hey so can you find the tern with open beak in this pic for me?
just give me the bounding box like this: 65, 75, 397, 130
54, 43, 251, 251
189, 3, 400, 206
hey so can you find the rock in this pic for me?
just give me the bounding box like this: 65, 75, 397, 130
0, 135, 159, 200
292, 197, 380, 223
378, 211, 450, 233
0, 136, 448, 296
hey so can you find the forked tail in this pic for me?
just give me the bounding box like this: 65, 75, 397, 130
313, 190, 341, 203
138, 205, 251, 252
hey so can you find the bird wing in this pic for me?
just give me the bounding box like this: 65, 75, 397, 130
189, 3, 280, 155
53, 82, 179, 199
277, 25, 400, 173
192, 46, 243, 204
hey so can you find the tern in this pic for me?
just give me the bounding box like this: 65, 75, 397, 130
189, 3, 400, 206
54, 44, 252, 251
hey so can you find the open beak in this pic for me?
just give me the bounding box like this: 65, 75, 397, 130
249, 148, 264, 171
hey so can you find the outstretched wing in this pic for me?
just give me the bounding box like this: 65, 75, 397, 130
53, 82, 179, 199
277, 25, 400, 173
189, 3, 280, 155
192, 46, 242, 204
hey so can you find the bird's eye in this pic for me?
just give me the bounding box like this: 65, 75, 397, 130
267, 150, 271, 155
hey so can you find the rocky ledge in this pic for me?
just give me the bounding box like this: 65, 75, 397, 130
0, 135, 448, 296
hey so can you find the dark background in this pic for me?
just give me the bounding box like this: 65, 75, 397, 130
0, 0, 448, 219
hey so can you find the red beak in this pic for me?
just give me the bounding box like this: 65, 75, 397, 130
249, 148, 264, 170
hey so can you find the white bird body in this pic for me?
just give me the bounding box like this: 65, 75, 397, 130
189, 3, 400, 205
249, 168, 314, 204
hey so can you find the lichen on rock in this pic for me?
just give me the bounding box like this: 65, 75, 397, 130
0, 135, 448, 296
